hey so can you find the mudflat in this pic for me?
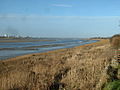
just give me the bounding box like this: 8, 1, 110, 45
0, 39, 113, 90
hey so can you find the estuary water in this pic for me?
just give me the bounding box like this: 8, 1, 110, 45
0, 38, 98, 60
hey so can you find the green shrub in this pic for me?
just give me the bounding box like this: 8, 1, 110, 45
103, 80, 120, 90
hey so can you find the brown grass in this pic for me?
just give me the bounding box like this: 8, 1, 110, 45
0, 39, 113, 90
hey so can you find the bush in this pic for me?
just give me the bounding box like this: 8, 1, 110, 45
103, 80, 120, 90
110, 34, 120, 49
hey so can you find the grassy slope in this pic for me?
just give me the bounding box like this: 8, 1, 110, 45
0, 39, 112, 90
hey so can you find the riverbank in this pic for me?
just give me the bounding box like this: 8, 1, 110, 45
0, 38, 54, 43
0, 39, 113, 90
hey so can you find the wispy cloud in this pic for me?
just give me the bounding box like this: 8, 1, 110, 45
52, 4, 72, 7
0, 14, 120, 20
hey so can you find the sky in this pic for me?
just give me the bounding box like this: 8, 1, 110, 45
0, 0, 120, 38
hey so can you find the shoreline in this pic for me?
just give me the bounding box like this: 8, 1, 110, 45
0, 38, 54, 43
0, 39, 99, 61
1, 39, 104, 62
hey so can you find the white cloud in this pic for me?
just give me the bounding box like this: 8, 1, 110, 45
52, 4, 72, 7
0, 14, 120, 20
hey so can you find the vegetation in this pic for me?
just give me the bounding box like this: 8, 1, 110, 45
103, 80, 120, 90
102, 34, 120, 90
0, 39, 111, 90
110, 34, 120, 49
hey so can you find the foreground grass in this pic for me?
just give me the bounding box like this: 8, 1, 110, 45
0, 39, 112, 90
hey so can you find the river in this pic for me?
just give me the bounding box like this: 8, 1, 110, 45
0, 38, 98, 60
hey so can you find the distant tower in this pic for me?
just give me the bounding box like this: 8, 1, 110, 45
4, 34, 7, 37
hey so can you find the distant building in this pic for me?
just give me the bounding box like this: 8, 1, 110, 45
4, 34, 9, 37
4, 34, 7, 37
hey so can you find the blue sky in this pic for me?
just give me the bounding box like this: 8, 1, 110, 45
0, 0, 120, 38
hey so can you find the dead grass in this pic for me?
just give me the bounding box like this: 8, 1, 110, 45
0, 39, 112, 90
110, 34, 120, 49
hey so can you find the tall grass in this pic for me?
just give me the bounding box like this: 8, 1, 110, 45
0, 39, 111, 90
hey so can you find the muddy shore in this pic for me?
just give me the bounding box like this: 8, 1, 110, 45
0, 44, 66, 51
0, 39, 113, 90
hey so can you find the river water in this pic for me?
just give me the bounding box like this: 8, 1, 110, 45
0, 38, 98, 60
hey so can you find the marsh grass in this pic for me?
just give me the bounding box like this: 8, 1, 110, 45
0, 39, 112, 90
